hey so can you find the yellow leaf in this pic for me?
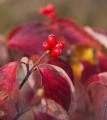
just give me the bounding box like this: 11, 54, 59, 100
70, 58, 83, 80
73, 46, 96, 63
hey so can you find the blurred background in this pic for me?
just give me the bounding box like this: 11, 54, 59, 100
0, 0, 107, 34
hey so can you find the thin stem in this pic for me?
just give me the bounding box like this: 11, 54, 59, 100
19, 70, 31, 89
30, 50, 49, 72
19, 51, 49, 89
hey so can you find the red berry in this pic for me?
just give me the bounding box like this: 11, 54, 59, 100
48, 34, 57, 46
55, 41, 64, 49
46, 3, 54, 13
43, 41, 52, 50
48, 11, 56, 19
50, 47, 61, 57
39, 8, 49, 15
39, 4, 54, 15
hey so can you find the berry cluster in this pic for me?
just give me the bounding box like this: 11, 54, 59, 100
39, 3, 56, 19
43, 34, 64, 57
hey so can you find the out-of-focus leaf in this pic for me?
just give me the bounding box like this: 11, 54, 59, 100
47, 57, 74, 82
70, 46, 107, 83
33, 112, 60, 120
0, 61, 20, 119
84, 26, 107, 49
7, 21, 54, 56
70, 59, 84, 80
38, 64, 75, 111
96, 52, 107, 73
70, 58, 98, 83
18, 109, 34, 120
86, 72, 107, 87
39, 99, 69, 120
86, 73, 107, 120
73, 46, 96, 64
0, 61, 19, 99
80, 61, 97, 84
19, 58, 42, 111
51, 18, 102, 49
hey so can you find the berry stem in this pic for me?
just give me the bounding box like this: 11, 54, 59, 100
19, 50, 50, 89
30, 50, 50, 72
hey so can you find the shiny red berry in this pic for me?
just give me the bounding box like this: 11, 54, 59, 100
46, 3, 54, 13
43, 41, 52, 50
48, 11, 56, 19
50, 47, 61, 57
55, 41, 64, 49
48, 34, 57, 46
39, 4, 54, 15
39, 8, 49, 15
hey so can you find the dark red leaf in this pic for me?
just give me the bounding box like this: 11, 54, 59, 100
85, 74, 101, 86
47, 57, 74, 82
96, 52, 107, 73
0, 61, 20, 119
38, 64, 74, 111
51, 18, 102, 49
76, 51, 107, 84
86, 72, 107, 87
80, 61, 97, 84
0, 61, 19, 98
7, 21, 54, 56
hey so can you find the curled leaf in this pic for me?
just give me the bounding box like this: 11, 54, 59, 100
38, 64, 75, 111
86, 73, 107, 120
47, 57, 74, 82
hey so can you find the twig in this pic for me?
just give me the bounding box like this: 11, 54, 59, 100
19, 51, 49, 89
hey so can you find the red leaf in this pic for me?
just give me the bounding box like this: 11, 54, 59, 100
97, 52, 107, 73
86, 73, 107, 120
85, 74, 101, 86
38, 64, 75, 111
47, 57, 74, 82
0, 61, 20, 119
80, 61, 97, 84
0, 61, 19, 97
7, 21, 53, 56
51, 18, 102, 49
86, 72, 107, 87
34, 112, 59, 120
77, 54, 107, 84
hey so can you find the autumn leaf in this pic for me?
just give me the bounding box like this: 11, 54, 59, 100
38, 64, 75, 111
0, 61, 20, 119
